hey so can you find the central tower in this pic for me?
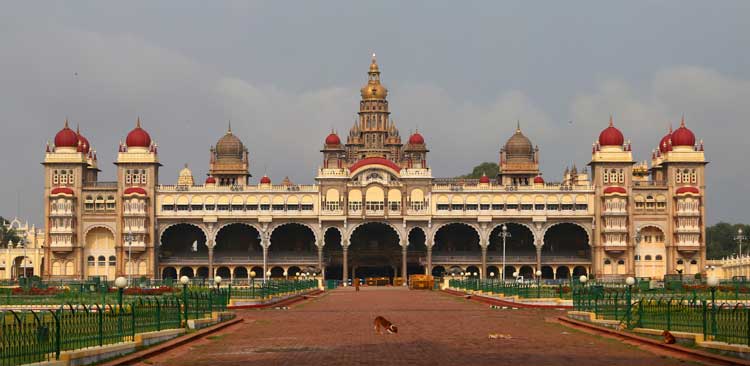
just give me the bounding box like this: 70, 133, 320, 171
345, 54, 402, 162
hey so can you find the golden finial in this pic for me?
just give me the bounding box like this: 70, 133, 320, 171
609, 114, 614, 127
516, 120, 521, 132
228, 120, 232, 134
64, 118, 69, 128
680, 114, 685, 127
136, 116, 141, 128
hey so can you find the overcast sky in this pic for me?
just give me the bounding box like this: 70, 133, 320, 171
1, 1, 749, 225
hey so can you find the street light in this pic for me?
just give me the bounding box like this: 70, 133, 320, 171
214, 275, 222, 290
250, 271, 256, 298
625, 276, 635, 327
579, 275, 588, 285
180, 276, 190, 322
125, 230, 135, 285
114, 276, 127, 336
735, 228, 746, 257
536, 270, 542, 298
498, 224, 512, 282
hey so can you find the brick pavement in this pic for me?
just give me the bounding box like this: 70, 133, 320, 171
140, 287, 693, 366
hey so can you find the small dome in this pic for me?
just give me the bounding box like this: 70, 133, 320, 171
598, 116, 624, 146
504, 124, 534, 159
260, 175, 271, 184
658, 128, 672, 153
534, 175, 545, 184
205, 176, 216, 184
671, 118, 695, 147
215, 126, 245, 159
479, 174, 490, 184
325, 132, 341, 145
126, 118, 152, 147
177, 164, 194, 186
408, 132, 425, 145
76, 128, 91, 154
54, 120, 79, 148
360, 83, 388, 100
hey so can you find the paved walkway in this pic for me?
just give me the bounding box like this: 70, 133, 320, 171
140, 287, 691, 366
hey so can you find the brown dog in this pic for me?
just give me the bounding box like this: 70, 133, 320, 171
373, 316, 398, 334
662, 330, 676, 344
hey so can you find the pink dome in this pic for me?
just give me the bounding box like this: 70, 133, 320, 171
479, 174, 490, 184
533, 175, 545, 184
671, 118, 695, 147
54, 121, 79, 148
205, 176, 216, 184
260, 175, 271, 184
325, 133, 341, 145
408, 132, 425, 145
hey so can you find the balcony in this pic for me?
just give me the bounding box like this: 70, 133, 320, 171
633, 181, 667, 188
49, 242, 74, 252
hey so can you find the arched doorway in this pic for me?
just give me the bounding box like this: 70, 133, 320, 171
407, 227, 427, 276
270, 266, 285, 278
431, 265, 446, 277
541, 265, 554, 279
542, 223, 590, 258
162, 267, 177, 279
433, 223, 480, 276
84, 227, 116, 280
486, 265, 500, 279
322, 227, 342, 280
488, 223, 535, 280
555, 266, 570, 280
179, 267, 194, 278
216, 266, 231, 279
196, 266, 209, 278
234, 267, 248, 280
160, 224, 208, 268
635, 226, 667, 280
214, 224, 261, 261
269, 224, 317, 274
348, 222, 401, 281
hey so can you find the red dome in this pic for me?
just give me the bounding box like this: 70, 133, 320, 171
659, 130, 672, 153
205, 176, 216, 184
533, 175, 545, 184
123, 187, 147, 196
598, 117, 624, 146
671, 119, 695, 147
54, 121, 79, 148
126, 118, 152, 147
676, 186, 700, 195
77, 132, 90, 154
479, 174, 490, 184
325, 133, 341, 145
408, 132, 425, 145
348, 157, 401, 173
260, 175, 271, 184
50, 187, 75, 196
603, 186, 627, 195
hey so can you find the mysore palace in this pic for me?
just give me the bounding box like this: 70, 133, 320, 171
39, 56, 708, 283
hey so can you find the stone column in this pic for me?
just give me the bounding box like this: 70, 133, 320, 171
536, 245, 542, 275
342, 246, 349, 286
262, 244, 268, 281
426, 246, 433, 276
480, 246, 488, 279
317, 246, 324, 279
207, 244, 214, 278
402, 246, 408, 286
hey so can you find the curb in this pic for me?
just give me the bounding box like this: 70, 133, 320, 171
442, 289, 573, 309
558, 316, 750, 366
227, 289, 324, 309
98, 317, 244, 366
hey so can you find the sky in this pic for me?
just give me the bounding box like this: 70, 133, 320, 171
1, 1, 749, 225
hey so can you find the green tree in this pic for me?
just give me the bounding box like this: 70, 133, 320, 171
706, 222, 750, 259
0, 216, 21, 248
457, 162, 499, 179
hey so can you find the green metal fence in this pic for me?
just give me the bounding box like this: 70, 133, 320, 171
449, 279, 572, 299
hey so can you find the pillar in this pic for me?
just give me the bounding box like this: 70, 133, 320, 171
207, 245, 214, 278
426, 246, 433, 276
480, 246, 487, 280
402, 246, 408, 286
342, 246, 349, 286
317, 246, 324, 278
536, 245, 542, 275
262, 244, 268, 281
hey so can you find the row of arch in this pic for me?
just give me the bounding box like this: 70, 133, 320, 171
433, 194, 589, 206
431, 265, 589, 280
161, 195, 316, 207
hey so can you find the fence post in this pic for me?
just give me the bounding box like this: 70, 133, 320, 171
54, 309, 61, 360
702, 300, 708, 340
156, 298, 161, 331
666, 300, 671, 330
614, 291, 619, 320
637, 300, 644, 328
99, 305, 104, 347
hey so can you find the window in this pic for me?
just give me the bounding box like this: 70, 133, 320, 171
205, 204, 216, 211
506, 204, 519, 210
88, 256, 95, 266
575, 204, 588, 211
390, 202, 402, 211
106, 196, 116, 210
109, 256, 116, 266
191, 204, 203, 211
141, 170, 147, 184
604, 259, 612, 265
176, 204, 189, 211
231, 204, 244, 211
634, 255, 641, 261
260, 204, 270, 211
98, 256, 106, 266
677, 259, 684, 265
287, 204, 299, 211
85, 195, 94, 210
655, 255, 663, 261
644, 255, 652, 261
535, 204, 545, 211
60, 173, 67, 185
491, 204, 504, 211
480, 204, 490, 210
690, 259, 697, 265
217, 204, 230, 211
617, 259, 625, 265
68, 170, 75, 184
547, 204, 559, 211
520, 204, 533, 211
437, 204, 450, 211
53, 171, 59, 185
561, 204, 573, 211
301, 204, 314, 211
162, 204, 175, 211
272, 204, 285, 211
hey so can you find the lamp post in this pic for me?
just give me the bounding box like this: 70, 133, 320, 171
707, 275, 719, 339
498, 224, 511, 282
735, 228, 746, 257
180, 275, 189, 323
250, 271, 256, 298
625, 276, 635, 328
536, 270, 542, 298
125, 230, 134, 285
214, 275, 222, 291
19, 237, 27, 279
114, 276, 127, 336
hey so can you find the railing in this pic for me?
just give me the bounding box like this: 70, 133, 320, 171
449, 279, 572, 299
158, 184, 318, 192
633, 181, 667, 187
229, 279, 317, 300
83, 181, 118, 188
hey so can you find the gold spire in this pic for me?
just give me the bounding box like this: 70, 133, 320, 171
680, 114, 686, 127
64, 118, 69, 129
369, 52, 379, 73
136, 116, 141, 128
609, 114, 614, 127
228, 120, 232, 134
516, 120, 521, 132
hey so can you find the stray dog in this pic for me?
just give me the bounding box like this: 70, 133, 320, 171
373, 316, 398, 334
662, 330, 676, 344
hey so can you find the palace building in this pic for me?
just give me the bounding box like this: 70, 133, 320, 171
41, 56, 707, 282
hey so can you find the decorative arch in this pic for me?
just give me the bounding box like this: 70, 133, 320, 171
488, 221, 537, 242
347, 221, 404, 246
82, 224, 116, 240
213, 222, 263, 244
268, 222, 319, 246
158, 222, 208, 246
431, 222, 481, 246
541, 222, 591, 247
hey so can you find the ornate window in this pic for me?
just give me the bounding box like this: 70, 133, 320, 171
109, 256, 116, 266
655, 255, 663, 260
98, 256, 106, 266
88, 256, 95, 266
644, 255, 652, 261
